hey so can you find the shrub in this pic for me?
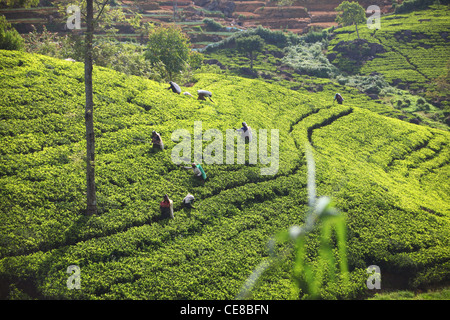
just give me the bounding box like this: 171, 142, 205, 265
23, 29, 159, 80
237, 150, 349, 300
144, 25, 193, 80
0, 15, 24, 50
416, 97, 426, 105
0, 51, 449, 300
329, 6, 449, 93
339, 74, 389, 94
203, 18, 223, 31
282, 42, 339, 78
192, 25, 203, 33
202, 25, 301, 53
301, 29, 329, 44
92, 40, 158, 79
24, 25, 64, 57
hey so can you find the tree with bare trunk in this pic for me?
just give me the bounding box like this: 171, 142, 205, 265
84, 0, 96, 215
335, 1, 366, 40
57, 0, 140, 215
236, 35, 265, 70
84, 0, 109, 215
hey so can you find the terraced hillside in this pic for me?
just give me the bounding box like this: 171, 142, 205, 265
1, 0, 395, 48
202, 6, 449, 129
231, 0, 393, 32
0, 50, 449, 299
328, 5, 450, 92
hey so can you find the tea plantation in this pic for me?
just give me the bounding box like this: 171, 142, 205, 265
0, 46, 448, 300
328, 5, 450, 91
199, 5, 450, 131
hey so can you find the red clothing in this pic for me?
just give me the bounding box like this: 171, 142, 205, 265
160, 200, 170, 208
160, 199, 174, 219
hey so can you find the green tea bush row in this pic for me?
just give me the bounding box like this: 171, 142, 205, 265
394, 0, 444, 14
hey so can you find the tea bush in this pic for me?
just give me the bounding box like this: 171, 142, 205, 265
394, 0, 448, 14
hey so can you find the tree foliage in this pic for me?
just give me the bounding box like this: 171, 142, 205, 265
54, 0, 130, 35
144, 26, 193, 81
236, 35, 265, 69
335, 1, 366, 39
394, 0, 450, 14
0, 0, 38, 8
202, 25, 300, 53
203, 18, 223, 31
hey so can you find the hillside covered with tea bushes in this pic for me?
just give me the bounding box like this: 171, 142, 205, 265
328, 5, 450, 92
0, 49, 449, 299
201, 6, 449, 130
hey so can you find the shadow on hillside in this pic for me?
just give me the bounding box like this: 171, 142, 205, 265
0, 213, 94, 299
62, 214, 93, 246
181, 206, 195, 218
327, 39, 386, 75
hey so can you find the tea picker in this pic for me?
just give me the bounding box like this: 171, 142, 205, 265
131, 131, 163, 151
181, 163, 207, 181
235, 121, 253, 143
334, 93, 344, 105
167, 81, 181, 94
160, 194, 174, 219
182, 193, 196, 209
197, 90, 214, 102
151, 130, 164, 150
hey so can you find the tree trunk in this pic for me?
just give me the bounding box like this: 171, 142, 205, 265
173, 0, 177, 23
84, 0, 97, 215
355, 23, 360, 39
